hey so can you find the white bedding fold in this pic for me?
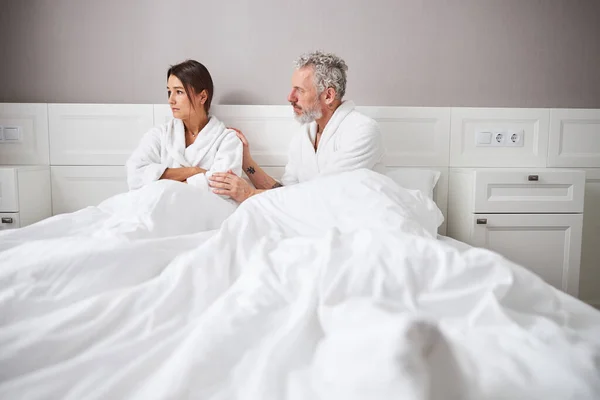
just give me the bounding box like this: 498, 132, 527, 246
0, 169, 598, 400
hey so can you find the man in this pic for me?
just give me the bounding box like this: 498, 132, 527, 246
209, 51, 385, 202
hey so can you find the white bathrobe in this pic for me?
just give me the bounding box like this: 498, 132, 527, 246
280, 100, 385, 186
126, 116, 242, 191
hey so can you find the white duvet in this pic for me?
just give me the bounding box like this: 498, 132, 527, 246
0, 169, 599, 400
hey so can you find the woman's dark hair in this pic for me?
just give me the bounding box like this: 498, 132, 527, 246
167, 60, 214, 113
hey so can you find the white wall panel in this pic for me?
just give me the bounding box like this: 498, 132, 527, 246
49, 104, 154, 165
155, 104, 297, 166
358, 107, 451, 166
0, 103, 49, 165
450, 108, 549, 167
578, 168, 600, 305
51, 166, 127, 214
548, 109, 600, 167
157, 105, 452, 167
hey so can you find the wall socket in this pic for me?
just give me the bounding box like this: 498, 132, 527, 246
476, 130, 524, 147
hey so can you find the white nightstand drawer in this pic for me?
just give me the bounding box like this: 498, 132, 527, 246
473, 169, 585, 213
0, 166, 51, 227
0, 169, 18, 212
470, 213, 582, 296
0, 212, 20, 230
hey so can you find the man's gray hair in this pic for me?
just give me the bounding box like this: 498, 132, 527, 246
294, 51, 348, 100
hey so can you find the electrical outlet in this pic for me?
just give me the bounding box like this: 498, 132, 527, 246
476, 130, 505, 147
494, 132, 504, 144
506, 130, 524, 147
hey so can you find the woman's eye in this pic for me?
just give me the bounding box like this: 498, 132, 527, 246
177, 90, 184, 95
167, 91, 171, 98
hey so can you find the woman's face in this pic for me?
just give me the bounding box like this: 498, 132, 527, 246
167, 75, 205, 120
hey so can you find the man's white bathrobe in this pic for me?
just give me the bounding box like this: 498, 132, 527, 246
280, 100, 385, 186
126, 116, 242, 191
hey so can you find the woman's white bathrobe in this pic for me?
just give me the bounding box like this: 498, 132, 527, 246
280, 100, 385, 186
126, 117, 243, 191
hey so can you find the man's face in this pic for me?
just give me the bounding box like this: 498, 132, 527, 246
287, 66, 323, 124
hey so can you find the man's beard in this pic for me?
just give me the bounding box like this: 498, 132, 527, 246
292, 99, 322, 124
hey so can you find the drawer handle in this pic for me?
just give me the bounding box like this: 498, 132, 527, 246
476, 218, 487, 225
528, 175, 539, 181
1, 217, 14, 224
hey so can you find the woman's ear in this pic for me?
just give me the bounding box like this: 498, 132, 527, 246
198, 89, 208, 105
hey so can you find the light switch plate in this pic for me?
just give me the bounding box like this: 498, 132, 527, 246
476, 131, 492, 145
3, 127, 21, 142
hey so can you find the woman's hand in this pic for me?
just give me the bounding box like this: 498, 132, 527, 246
160, 166, 206, 182
190, 166, 206, 176
209, 170, 255, 203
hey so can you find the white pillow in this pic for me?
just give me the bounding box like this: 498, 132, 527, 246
385, 168, 441, 199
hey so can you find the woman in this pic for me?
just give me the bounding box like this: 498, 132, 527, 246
126, 60, 242, 192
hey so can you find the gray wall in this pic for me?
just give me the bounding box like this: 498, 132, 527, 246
1, 0, 599, 107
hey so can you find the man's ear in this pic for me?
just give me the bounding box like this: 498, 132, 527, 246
324, 87, 336, 105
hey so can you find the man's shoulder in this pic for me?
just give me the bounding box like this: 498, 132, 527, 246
340, 109, 380, 136
288, 121, 313, 142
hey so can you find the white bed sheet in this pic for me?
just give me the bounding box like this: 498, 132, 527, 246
1, 170, 599, 400
437, 234, 472, 252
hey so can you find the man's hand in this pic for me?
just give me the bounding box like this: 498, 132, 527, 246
228, 127, 253, 168
209, 170, 256, 203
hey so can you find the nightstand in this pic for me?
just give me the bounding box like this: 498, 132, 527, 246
447, 168, 585, 297
0, 166, 52, 230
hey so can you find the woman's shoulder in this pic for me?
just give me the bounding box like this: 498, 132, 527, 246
162, 118, 181, 131
147, 119, 180, 136
209, 116, 238, 139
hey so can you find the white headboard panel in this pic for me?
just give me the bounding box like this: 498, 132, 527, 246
37, 103, 454, 221
4, 102, 599, 240
152, 104, 172, 125
48, 104, 153, 165
51, 165, 127, 215
358, 107, 451, 167
155, 104, 299, 166
155, 105, 452, 167
548, 109, 600, 168
0, 103, 49, 165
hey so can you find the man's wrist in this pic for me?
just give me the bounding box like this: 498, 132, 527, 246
243, 188, 256, 202
242, 158, 256, 172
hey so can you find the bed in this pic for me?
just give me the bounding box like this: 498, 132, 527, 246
0, 168, 599, 400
